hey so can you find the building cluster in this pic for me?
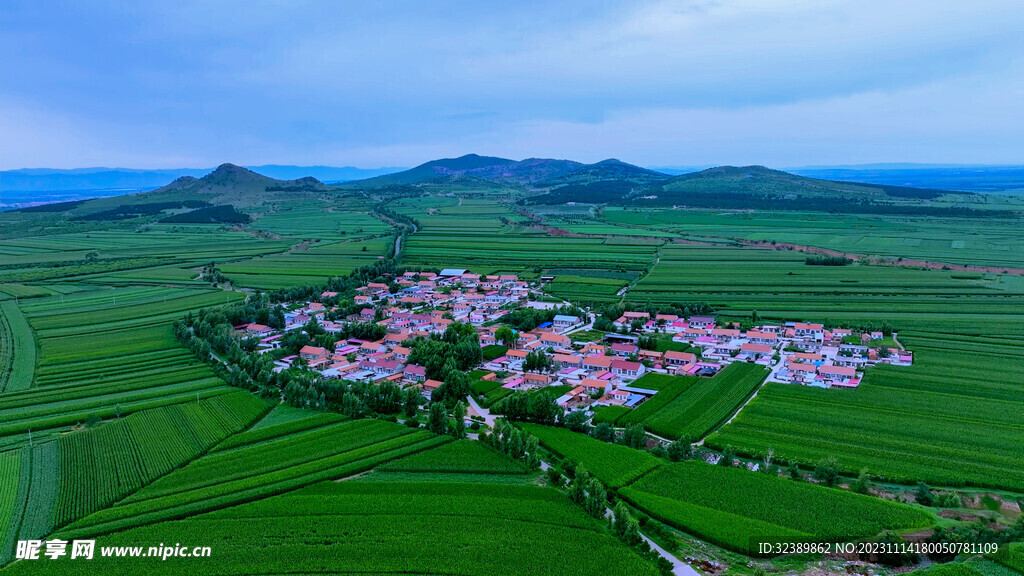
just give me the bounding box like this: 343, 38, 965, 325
237, 268, 912, 419
620, 312, 912, 388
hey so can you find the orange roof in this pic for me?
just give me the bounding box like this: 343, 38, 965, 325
664, 350, 696, 363
583, 355, 613, 368
423, 379, 443, 390
505, 349, 529, 358
741, 343, 772, 353
789, 362, 817, 373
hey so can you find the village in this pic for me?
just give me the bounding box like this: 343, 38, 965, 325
236, 268, 913, 417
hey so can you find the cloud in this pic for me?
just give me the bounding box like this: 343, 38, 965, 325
2, 0, 1022, 168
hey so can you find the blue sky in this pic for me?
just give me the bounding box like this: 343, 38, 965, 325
2, 0, 1023, 169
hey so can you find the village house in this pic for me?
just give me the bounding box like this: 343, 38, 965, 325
610, 359, 644, 378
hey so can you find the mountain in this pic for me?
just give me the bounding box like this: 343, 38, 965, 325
347, 154, 667, 188
537, 159, 670, 186
0, 164, 403, 199
144, 164, 332, 206
519, 165, 1001, 218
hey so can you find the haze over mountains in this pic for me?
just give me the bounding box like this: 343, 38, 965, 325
4, 154, 1023, 209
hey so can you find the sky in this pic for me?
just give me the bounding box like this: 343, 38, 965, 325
2, 0, 1023, 170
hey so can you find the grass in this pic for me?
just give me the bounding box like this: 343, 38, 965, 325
521, 423, 661, 488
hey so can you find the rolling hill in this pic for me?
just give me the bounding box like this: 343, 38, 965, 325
346, 154, 668, 188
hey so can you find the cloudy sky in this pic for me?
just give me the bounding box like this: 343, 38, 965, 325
3, 0, 1023, 169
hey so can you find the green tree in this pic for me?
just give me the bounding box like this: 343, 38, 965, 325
621, 424, 646, 449
592, 422, 615, 443
853, 469, 872, 494
667, 437, 693, 462
495, 326, 517, 347
427, 402, 448, 435
915, 482, 934, 506
584, 478, 607, 518
450, 401, 467, 438
814, 456, 840, 487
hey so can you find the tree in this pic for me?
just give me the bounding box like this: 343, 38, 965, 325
814, 457, 840, 487
613, 501, 632, 538
495, 326, 517, 347
761, 447, 775, 474
853, 469, 872, 494
787, 460, 802, 481
718, 446, 735, 467
450, 401, 467, 438
563, 410, 590, 433
568, 476, 587, 505
593, 422, 615, 443
546, 466, 563, 487
403, 388, 420, 418
621, 424, 646, 449
914, 482, 934, 506
584, 478, 607, 518
667, 437, 693, 462
427, 402, 448, 435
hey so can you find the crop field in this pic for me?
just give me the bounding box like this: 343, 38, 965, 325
521, 423, 661, 488
220, 237, 392, 289
8, 480, 659, 576
994, 543, 1024, 573
621, 461, 933, 554
0, 286, 242, 439
545, 274, 628, 303
0, 301, 34, 393
618, 363, 767, 440
380, 440, 528, 474
59, 420, 448, 539
597, 208, 1024, 269
620, 240, 1024, 489
396, 197, 658, 274
246, 203, 390, 240
0, 392, 267, 563
210, 404, 346, 452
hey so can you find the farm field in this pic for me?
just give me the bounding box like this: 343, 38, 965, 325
246, 203, 390, 240
621, 242, 1024, 489
618, 363, 768, 440
521, 423, 661, 488
706, 336, 1024, 491
220, 237, 392, 289
594, 209, 1024, 269
0, 286, 243, 439
0, 301, 34, 393
58, 419, 448, 539
379, 439, 529, 475
5, 480, 660, 576
621, 461, 934, 555
395, 197, 658, 274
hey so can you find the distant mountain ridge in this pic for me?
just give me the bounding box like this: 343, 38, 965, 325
1, 164, 403, 193
346, 154, 670, 187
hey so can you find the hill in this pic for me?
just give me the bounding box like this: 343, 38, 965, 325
347, 154, 666, 188
519, 165, 1007, 217
6, 164, 333, 222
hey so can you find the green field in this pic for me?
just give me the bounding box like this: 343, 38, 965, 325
621, 461, 934, 554
0, 301, 35, 393
4, 480, 659, 576
617, 363, 768, 440
379, 439, 529, 475
521, 423, 661, 488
